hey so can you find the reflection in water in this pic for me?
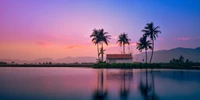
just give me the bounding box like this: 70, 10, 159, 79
1, 68, 200, 100
93, 69, 108, 100
139, 69, 159, 100
106, 69, 133, 100
119, 70, 132, 100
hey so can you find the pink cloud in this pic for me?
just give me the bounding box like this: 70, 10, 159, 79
65, 45, 79, 49
65, 44, 95, 49
197, 37, 200, 39
176, 37, 191, 41
36, 41, 51, 46
130, 42, 137, 46
112, 35, 118, 39
157, 37, 164, 41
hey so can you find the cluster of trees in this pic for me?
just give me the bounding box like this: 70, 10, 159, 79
90, 22, 161, 63
90, 29, 111, 62
136, 22, 161, 63
170, 55, 192, 64
0, 62, 7, 65
38, 62, 52, 65
90, 29, 131, 62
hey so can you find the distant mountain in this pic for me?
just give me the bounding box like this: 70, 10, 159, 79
55, 56, 97, 63
134, 47, 200, 63
33, 57, 54, 63
0, 56, 97, 64
1, 47, 200, 64
0, 59, 30, 64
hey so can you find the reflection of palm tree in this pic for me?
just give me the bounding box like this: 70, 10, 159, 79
138, 69, 159, 100
136, 36, 152, 63
150, 70, 159, 100
93, 69, 108, 100
117, 33, 131, 54
142, 22, 161, 63
120, 70, 132, 100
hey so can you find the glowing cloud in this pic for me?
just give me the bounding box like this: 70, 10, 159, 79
36, 41, 52, 46
176, 37, 191, 41
157, 37, 164, 41
65, 44, 95, 49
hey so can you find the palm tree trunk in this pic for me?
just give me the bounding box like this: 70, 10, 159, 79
102, 42, 104, 62
97, 44, 99, 60
149, 40, 154, 63
145, 49, 147, 63
123, 43, 125, 54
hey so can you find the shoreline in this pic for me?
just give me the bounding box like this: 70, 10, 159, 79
0, 64, 93, 68
0, 63, 200, 70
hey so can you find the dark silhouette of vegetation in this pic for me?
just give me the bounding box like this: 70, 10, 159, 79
94, 63, 160, 68
93, 62, 200, 69
170, 55, 193, 64
142, 22, 161, 63
99, 29, 111, 62
137, 36, 152, 63
0, 62, 7, 65
90, 29, 101, 61
98, 47, 105, 63
11, 61, 15, 64
90, 28, 111, 62
117, 33, 131, 54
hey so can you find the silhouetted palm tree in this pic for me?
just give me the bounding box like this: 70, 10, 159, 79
142, 22, 161, 63
117, 33, 131, 54
90, 29, 101, 61
99, 29, 111, 62
136, 36, 152, 63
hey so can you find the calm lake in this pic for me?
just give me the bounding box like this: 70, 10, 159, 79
1, 67, 200, 100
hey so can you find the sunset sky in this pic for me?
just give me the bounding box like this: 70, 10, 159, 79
0, 0, 200, 60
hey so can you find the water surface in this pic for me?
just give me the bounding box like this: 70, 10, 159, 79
0, 67, 200, 100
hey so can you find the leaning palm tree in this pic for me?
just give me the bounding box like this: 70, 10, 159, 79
90, 29, 101, 61
142, 22, 161, 63
136, 36, 152, 63
117, 33, 131, 54
98, 29, 111, 61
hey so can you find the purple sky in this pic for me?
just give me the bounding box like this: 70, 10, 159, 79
0, 0, 200, 60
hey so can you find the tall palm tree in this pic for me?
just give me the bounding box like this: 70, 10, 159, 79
136, 36, 152, 63
117, 33, 131, 54
142, 22, 161, 63
98, 29, 111, 62
90, 29, 101, 61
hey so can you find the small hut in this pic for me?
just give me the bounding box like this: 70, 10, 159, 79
106, 54, 133, 63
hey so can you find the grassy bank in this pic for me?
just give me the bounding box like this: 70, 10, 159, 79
1, 62, 200, 70
93, 63, 200, 69
0, 63, 93, 67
